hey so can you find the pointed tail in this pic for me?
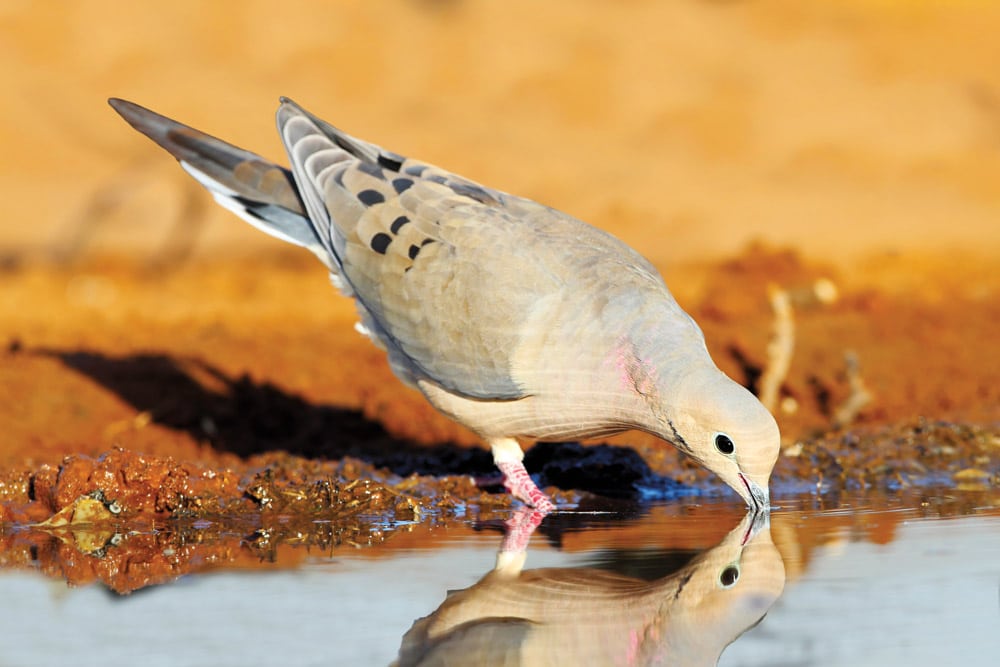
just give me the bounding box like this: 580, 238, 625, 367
108, 97, 333, 267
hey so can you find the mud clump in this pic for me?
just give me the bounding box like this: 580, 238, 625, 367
776, 420, 1000, 490
0, 448, 467, 594
243, 463, 423, 520
0, 448, 440, 525
26, 448, 241, 518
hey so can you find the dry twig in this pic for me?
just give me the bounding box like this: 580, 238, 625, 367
759, 285, 795, 413
833, 350, 873, 427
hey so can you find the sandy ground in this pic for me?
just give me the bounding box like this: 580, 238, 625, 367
0, 1, 998, 585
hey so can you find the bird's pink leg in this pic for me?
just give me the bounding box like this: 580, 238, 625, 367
497, 460, 555, 512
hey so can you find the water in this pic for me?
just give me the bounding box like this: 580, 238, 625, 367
1, 490, 998, 666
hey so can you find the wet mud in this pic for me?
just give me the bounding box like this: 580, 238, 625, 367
0, 413, 996, 596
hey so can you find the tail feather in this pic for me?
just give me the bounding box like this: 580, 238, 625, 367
108, 98, 333, 267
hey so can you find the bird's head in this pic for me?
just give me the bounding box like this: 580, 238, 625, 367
661, 368, 779, 512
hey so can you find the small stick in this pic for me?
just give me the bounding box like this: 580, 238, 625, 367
833, 350, 872, 427
759, 285, 795, 413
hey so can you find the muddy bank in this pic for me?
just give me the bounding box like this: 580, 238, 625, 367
0, 433, 996, 595
1, 420, 996, 525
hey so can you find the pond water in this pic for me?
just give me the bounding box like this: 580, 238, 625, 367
1, 488, 999, 666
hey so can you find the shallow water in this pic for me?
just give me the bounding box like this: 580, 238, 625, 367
1, 488, 999, 666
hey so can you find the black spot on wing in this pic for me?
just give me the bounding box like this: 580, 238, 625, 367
426, 174, 448, 185
408, 239, 435, 260
377, 152, 404, 171
357, 189, 385, 206
370, 233, 392, 254
357, 161, 384, 179
390, 215, 410, 234
392, 178, 414, 194
404, 164, 427, 177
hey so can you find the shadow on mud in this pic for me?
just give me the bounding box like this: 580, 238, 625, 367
40, 348, 685, 500
44, 348, 493, 472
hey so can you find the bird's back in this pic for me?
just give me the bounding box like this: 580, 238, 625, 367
276, 100, 683, 409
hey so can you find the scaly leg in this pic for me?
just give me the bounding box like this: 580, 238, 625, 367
494, 506, 547, 573
490, 437, 555, 512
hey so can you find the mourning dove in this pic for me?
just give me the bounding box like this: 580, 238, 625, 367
109, 98, 779, 513
395, 511, 785, 665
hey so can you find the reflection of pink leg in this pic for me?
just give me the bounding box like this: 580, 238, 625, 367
500, 506, 547, 554
497, 460, 555, 512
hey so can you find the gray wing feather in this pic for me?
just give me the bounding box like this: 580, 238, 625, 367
275, 99, 572, 399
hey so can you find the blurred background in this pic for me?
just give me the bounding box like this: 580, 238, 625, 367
2, 7, 1000, 663
1, 0, 998, 466
3, 0, 999, 266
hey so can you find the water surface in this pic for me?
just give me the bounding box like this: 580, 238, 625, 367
1, 488, 998, 666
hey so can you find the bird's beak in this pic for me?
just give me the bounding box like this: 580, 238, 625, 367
738, 473, 770, 514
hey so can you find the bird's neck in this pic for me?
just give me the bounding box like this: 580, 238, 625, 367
613, 318, 714, 448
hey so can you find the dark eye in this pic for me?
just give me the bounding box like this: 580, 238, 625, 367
715, 433, 735, 455
719, 565, 740, 588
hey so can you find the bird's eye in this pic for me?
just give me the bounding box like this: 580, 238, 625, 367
719, 565, 740, 588
715, 433, 735, 455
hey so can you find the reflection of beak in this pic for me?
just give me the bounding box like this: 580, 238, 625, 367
739, 506, 771, 545
738, 473, 770, 514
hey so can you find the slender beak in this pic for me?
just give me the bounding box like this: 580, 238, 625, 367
738, 473, 770, 514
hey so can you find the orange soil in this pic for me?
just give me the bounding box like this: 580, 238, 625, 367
1, 247, 996, 471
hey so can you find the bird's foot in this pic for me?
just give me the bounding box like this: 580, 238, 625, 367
496, 460, 555, 512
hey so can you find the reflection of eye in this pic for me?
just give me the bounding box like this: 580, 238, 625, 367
715, 433, 735, 455
719, 565, 740, 588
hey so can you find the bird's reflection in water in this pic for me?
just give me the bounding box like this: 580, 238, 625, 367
395, 510, 784, 666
